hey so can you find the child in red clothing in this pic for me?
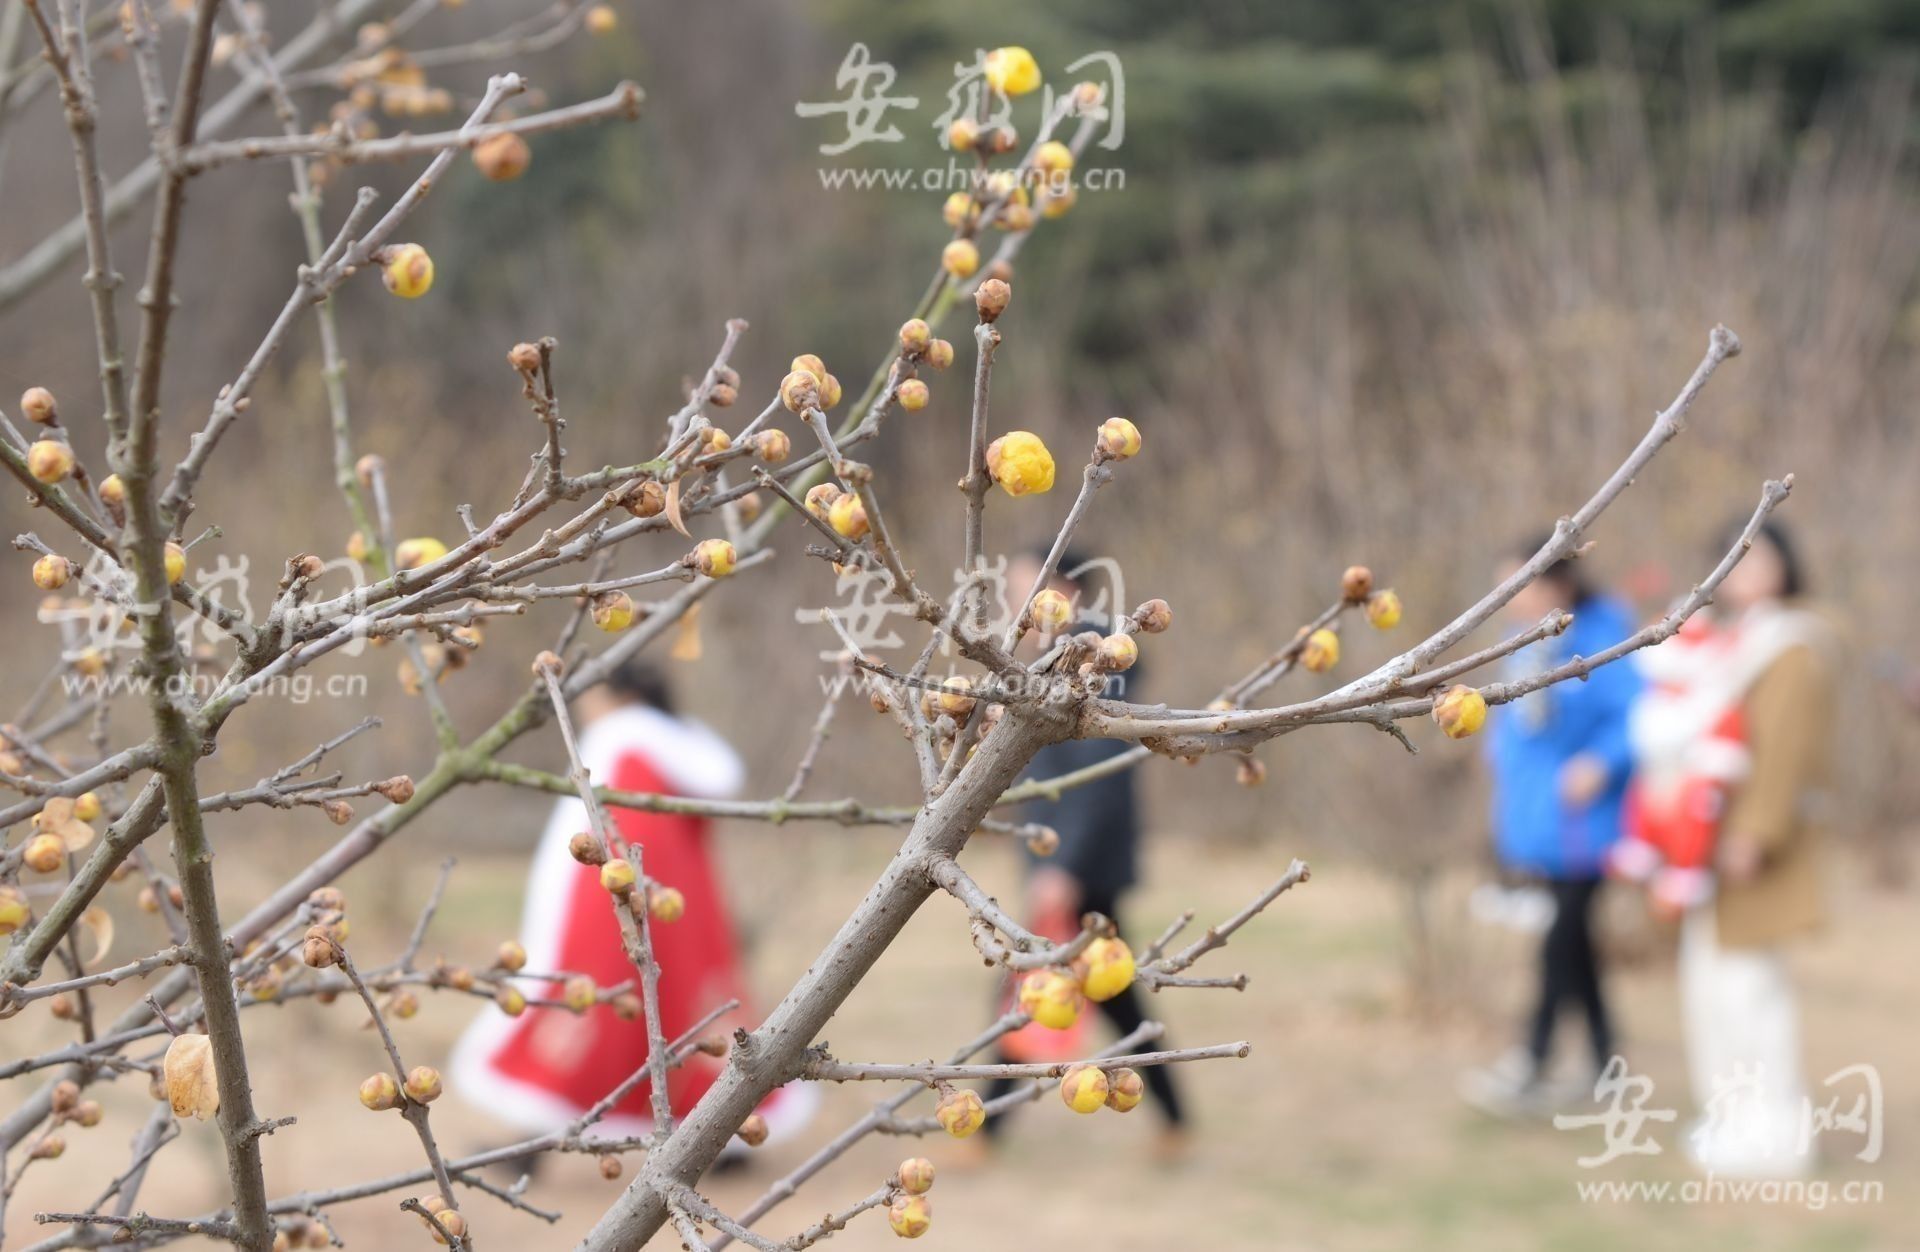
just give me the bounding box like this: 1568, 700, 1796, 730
452, 664, 814, 1144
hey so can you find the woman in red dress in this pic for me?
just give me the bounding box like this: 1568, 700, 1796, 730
452, 662, 815, 1145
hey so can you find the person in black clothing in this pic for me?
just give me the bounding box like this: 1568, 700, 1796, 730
976, 551, 1188, 1151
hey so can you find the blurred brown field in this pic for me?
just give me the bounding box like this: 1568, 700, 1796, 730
5, 843, 1915, 1250
4, 0, 1919, 1246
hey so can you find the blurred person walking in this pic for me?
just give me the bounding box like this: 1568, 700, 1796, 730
972, 550, 1188, 1156
1460, 545, 1641, 1117
451, 660, 815, 1153
1656, 520, 1834, 1178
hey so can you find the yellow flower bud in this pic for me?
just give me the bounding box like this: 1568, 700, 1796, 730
790, 354, 827, 384
495, 984, 527, 1016
647, 884, 685, 924
24, 832, 66, 873
31, 555, 70, 591
925, 339, 955, 370
1104, 1067, 1145, 1112
899, 319, 932, 354
592, 591, 636, 633
1433, 684, 1488, 740
26, 440, 74, 484
1016, 969, 1082, 1030
1097, 416, 1141, 460
888, 1194, 932, 1239
779, 369, 819, 414
896, 1157, 936, 1195
1059, 1063, 1109, 1114
585, 3, 616, 33
358, 1072, 400, 1111
1040, 185, 1078, 219
600, 858, 637, 895
818, 373, 843, 409
1366, 589, 1403, 630
935, 1088, 985, 1138
562, 976, 596, 1013
897, 379, 930, 411
381, 243, 434, 298
941, 239, 980, 279
98, 474, 125, 509
1079, 936, 1135, 1002
496, 940, 528, 972
163, 542, 187, 586
1096, 633, 1138, 672
0, 886, 30, 936
395, 537, 448, 570
693, 537, 737, 577
403, 1066, 442, 1103
1027, 588, 1072, 634
1034, 140, 1074, 175
1025, 825, 1060, 857
930, 675, 976, 719
941, 192, 976, 230
1300, 628, 1339, 674
984, 46, 1042, 96
947, 117, 979, 151
752, 430, 791, 464
984, 431, 1055, 497
827, 494, 869, 541
804, 483, 842, 520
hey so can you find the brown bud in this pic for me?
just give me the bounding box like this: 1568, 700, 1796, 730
308, 887, 347, 913
599, 1154, 624, 1180
621, 479, 667, 519
472, 131, 531, 181
373, 776, 415, 804
21, 386, 58, 425
302, 925, 339, 968
1341, 565, 1374, 603
51, 1080, 80, 1114
530, 650, 564, 677
610, 992, 642, 1021
974, 278, 1012, 322
496, 940, 528, 972
1132, 598, 1172, 634
73, 1099, 103, 1128
987, 258, 1015, 284
1235, 756, 1267, 787
29, 1134, 65, 1160
447, 967, 475, 992
507, 342, 542, 372
735, 1112, 769, 1147
695, 1034, 729, 1057
50, 993, 78, 1021
751, 429, 791, 464
925, 339, 955, 370
321, 798, 354, 826
569, 831, 608, 865
709, 381, 738, 407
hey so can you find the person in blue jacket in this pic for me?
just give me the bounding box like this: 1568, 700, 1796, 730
1461, 542, 1641, 1116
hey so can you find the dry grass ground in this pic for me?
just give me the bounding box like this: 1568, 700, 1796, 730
6, 839, 1914, 1251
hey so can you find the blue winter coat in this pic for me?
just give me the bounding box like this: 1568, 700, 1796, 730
1486, 596, 1641, 879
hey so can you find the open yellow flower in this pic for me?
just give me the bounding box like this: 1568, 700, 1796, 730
984, 46, 1042, 96
985, 431, 1055, 497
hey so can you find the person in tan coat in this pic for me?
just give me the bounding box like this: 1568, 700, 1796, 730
1670, 520, 1835, 1178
